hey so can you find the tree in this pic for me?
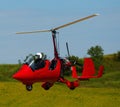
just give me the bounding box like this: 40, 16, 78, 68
87, 45, 104, 69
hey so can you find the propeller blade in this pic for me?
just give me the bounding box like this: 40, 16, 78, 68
66, 42, 70, 57
53, 14, 99, 31
16, 30, 51, 34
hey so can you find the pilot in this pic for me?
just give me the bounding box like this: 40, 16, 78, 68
34, 52, 46, 69
35, 52, 46, 60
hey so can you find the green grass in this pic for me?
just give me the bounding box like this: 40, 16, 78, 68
0, 64, 20, 81
0, 82, 120, 107
0, 54, 120, 107
103, 54, 120, 71
80, 71, 120, 88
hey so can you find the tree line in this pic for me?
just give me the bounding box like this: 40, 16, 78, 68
68, 45, 120, 71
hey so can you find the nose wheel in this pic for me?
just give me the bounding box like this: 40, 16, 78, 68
26, 85, 33, 91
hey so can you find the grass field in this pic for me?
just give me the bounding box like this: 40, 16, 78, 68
0, 82, 120, 107
0, 56, 120, 107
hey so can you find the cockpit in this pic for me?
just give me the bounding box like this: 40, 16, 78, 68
24, 53, 46, 71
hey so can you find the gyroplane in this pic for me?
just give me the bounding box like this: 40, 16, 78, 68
13, 14, 104, 91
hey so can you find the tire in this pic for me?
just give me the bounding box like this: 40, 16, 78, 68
26, 85, 33, 91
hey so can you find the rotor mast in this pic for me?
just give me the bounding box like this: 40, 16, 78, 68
52, 30, 59, 58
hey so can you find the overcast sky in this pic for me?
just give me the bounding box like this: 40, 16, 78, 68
0, 0, 120, 63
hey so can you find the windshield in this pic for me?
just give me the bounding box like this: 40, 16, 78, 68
24, 54, 45, 71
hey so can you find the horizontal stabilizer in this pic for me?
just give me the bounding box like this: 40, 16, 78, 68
71, 58, 104, 80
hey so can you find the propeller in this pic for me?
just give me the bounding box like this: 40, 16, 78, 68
66, 42, 70, 57
65, 42, 83, 67
16, 14, 99, 34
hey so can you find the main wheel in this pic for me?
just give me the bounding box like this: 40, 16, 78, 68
44, 82, 51, 90
42, 82, 53, 90
70, 87, 75, 90
26, 85, 33, 91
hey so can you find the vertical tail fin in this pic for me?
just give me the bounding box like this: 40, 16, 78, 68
81, 58, 95, 76
71, 66, 78, 78
96, 65, 104, 78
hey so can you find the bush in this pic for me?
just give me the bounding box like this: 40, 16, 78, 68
113, 51, 120, 61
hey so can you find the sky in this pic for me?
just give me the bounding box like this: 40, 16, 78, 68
0, 0, 120, 64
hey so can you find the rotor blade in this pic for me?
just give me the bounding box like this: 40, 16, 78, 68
16, 14, 99, 34
53, 14, 99, 31
16, 29, 51, 34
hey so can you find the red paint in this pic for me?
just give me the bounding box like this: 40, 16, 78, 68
13, 59, 61, 85
72, 58, 104, 80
